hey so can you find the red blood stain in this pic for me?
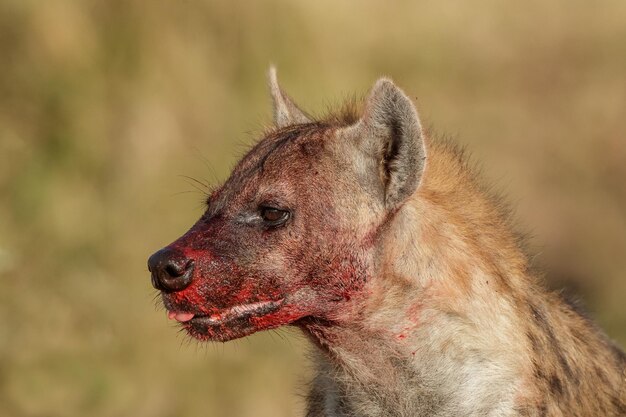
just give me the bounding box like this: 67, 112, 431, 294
151, 147, 381, 342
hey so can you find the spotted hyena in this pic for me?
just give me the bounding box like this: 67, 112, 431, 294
148, 69, 626, 416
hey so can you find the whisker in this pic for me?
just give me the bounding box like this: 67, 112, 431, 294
178, 174, 210, 191
171, 190, 205, 197
178, 177, 210, 197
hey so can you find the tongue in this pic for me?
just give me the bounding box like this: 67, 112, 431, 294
167, 311, 195, 322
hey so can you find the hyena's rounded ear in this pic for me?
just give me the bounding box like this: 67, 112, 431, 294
349, 78, 426, 209
268, 66, 312, 127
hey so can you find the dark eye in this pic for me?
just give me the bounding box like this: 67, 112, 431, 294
259, 206, 290, 226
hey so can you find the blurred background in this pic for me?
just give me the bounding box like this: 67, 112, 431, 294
0, 0, 625, 416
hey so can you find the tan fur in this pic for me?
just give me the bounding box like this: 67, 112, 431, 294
304, 125, 626, 417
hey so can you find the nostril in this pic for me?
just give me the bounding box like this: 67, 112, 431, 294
165, 259, 194, 277
165, 263, 183, 277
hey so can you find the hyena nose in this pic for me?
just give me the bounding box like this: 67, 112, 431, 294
148, 248, 195, 292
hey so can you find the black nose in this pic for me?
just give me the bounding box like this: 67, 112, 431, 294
148, 248, 195, 292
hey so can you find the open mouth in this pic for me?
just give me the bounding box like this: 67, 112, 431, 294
168, 299, 285, 334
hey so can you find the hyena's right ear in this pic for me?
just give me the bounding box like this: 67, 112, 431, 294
347, 78, 426, 210
268, 66, 312, 127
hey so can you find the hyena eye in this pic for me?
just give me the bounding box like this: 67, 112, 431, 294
259, 206, 290, 227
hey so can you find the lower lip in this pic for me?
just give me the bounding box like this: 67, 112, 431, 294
174, 299, 285, 326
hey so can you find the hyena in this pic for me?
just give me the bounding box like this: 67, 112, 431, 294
148, 69, 626, 417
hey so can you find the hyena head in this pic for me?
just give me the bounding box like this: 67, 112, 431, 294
148, 69, 426, 342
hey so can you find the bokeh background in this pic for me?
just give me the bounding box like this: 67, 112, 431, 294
1, 1, 625, 416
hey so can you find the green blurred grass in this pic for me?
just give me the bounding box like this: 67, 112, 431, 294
0, 1, 625, 416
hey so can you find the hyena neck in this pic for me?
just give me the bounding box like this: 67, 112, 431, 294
304, 142, 626, 416
304, 143, 540, 416
300, 202, 524, 416
304, 209, 531, 416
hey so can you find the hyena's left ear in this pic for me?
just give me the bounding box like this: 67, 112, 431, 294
268, 67, 312, 127
349, 78, 426, 209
